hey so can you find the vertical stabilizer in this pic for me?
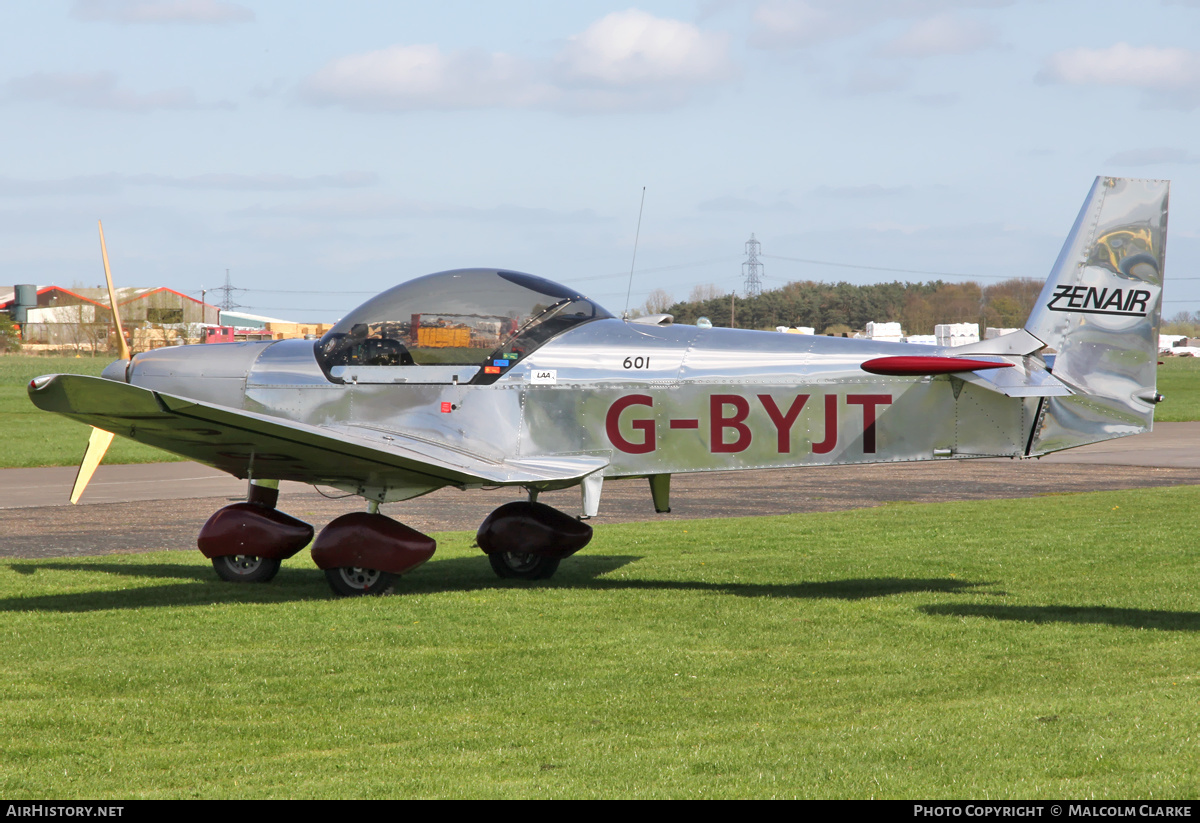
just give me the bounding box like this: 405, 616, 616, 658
1026, 177, 1169, 454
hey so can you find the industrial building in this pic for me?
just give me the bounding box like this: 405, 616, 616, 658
1, 284, 321, 352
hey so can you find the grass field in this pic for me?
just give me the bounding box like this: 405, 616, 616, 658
1154, 357, 1200, 422
0, 354, 183, 467
1, 486, 1198, 799
3, 352, 1199, 469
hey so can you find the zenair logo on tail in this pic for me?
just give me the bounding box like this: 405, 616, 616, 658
1046, 285, 1152, 317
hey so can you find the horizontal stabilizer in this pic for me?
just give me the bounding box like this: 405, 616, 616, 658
958, 357, 1073, 398
950, 328, 1046, 357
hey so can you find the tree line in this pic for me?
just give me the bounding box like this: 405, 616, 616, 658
1163, 311, 1200, 338
644, 278, 1045, 335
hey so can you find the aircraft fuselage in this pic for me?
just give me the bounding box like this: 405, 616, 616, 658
123, 320, 1034, 496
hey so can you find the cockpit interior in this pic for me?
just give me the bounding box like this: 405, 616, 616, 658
315, 269, 612, 384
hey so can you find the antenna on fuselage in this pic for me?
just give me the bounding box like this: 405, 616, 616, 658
622, 187, 646, 321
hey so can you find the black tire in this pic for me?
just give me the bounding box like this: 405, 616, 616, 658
324, 566, 396, 597
212, 555, 281, 583
488, 552, 561, 580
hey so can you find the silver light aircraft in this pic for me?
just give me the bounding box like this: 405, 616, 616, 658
29, 177, 1169, 596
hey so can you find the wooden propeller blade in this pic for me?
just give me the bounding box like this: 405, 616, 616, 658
71, 427, 114, 504
98, 220, 130, 361
71, 220, 130, 503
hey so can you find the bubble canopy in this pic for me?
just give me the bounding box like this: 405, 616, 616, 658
315, 269, 613, 383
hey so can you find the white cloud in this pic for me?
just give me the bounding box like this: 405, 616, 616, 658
748, 2, 1001, 99
235, 196, 605, 225
303, 45, 549, 111
816, 183, 912, 197
557, 9, 732, 87
2, 71, 218, 112
1105, 147, 1200, 166
749, 0, 868, 49
302, 10, 733, 114
0, 176, 121, 197
159, 171, 378, 190
1038, 43, 1200, 107
0, 172, 377, 197
879, 14, 998, 58
71, 0, 254, 24
748, 0, 1005, 50
1040, 43, 1200, 89
697, 195, 797, 212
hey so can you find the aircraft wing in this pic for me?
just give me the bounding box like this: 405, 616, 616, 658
28, 373, 609, 495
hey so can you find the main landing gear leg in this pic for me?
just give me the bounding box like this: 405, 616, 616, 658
198, 479, 314, 583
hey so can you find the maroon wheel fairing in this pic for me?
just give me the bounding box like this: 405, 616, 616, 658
310, 512, 436, 575
197, 502, 314, 560
476, 501, 593, 560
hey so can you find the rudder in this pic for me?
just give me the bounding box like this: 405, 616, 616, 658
1025, 177, 1169, 454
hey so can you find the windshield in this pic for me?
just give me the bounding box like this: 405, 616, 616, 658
315, 269, 612, 383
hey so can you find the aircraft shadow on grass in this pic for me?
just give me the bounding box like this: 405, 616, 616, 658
2, 555, 990, 613
920, 603, 1200, 632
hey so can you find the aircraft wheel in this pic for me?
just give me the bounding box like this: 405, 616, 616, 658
324, 566, 396, 597
488, 551, 561, 581
211, 555, 281, 583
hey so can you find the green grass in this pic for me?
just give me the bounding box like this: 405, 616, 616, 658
0, 354, 183, 467
1154, 356, 1200, 422
2, 486, 1198, 798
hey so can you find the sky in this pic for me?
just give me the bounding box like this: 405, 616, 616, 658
3, 0, 1199, 324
